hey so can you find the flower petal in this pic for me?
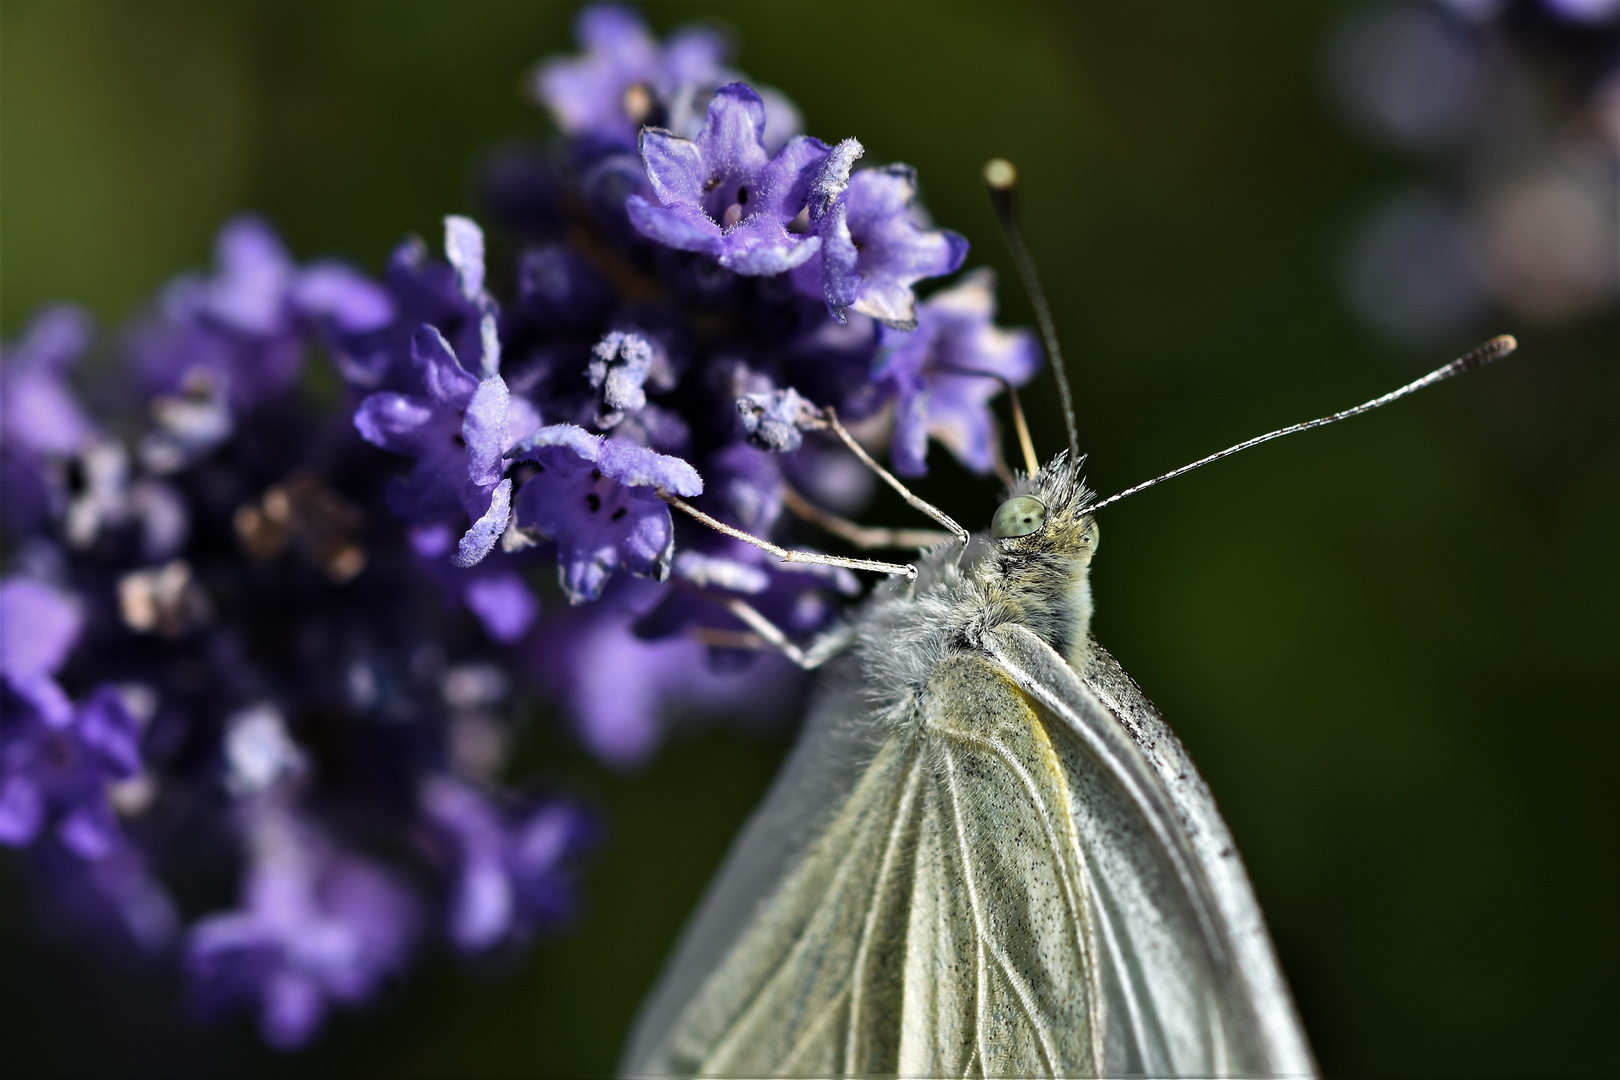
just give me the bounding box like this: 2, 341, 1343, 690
454, 479, 512, 568
443, 216, 487, 304
625, 196, 722, 255
638, 127, 708, 207
718, 218, 821, 276
410, 325, 479, 407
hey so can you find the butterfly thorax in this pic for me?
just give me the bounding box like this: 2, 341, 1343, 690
853, 460, 1098, 727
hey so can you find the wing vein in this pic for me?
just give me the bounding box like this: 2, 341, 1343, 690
941, 742, 1062, 1076
698, 742, 913, 1073
779, 983, 853, 1074
842, 747, 925, 1075
942, 726, 1107, 1076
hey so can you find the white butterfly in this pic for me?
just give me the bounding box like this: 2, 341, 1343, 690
625, 459, 1314, 1077
626, 160, 1513, 1078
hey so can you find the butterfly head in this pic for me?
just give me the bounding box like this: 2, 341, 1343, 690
991, 453, 1098, 565
974, 454, 1099, 664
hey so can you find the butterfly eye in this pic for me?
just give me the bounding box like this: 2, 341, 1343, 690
992, 496, 1046, 539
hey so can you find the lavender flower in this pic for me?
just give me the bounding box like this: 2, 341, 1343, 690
534, 4, 730, 149
627, 83, 829, 275
0, 1, 1047, 1049
0, 579, 141, 859
510, 424, 702, 603
810, 163, 970, 330
354, 222, 539, 569
588, 330, 674, 428
185, 803, 420, 1050
420, 776, 593, 951
735, 384, 820, 454
875, 269, 1043, 475
130, 216, 393, 417
532, 582, 800, 766
0, 308, 96, 532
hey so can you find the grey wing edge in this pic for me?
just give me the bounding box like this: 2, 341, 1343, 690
617, 662, 878, 1078
986, 623, 1318, 1079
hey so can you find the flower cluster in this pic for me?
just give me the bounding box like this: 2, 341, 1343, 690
0, 2, 1039, 1048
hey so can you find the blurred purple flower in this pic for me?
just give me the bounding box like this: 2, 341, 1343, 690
0, 308, 97, 532
1325, 5, 1485, 152
420, 776, 593, 951
635, 544, 859, 663
534, 3, 731, 148
532, 582, 800, 766
0, 306, 96, 458
130, 216, 393, 414
516, 244, 615, 332
510, 424, 702, 603
627, 84, 829, 275
185, 803, 420, 1050
0, 683, 142, 860
1340, 188, 1489, 346
407, 524, 542, 645
704, 441, 785, 533
875, 269, 1042, 476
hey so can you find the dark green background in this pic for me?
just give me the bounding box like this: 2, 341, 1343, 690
3, 2, 1615, 1076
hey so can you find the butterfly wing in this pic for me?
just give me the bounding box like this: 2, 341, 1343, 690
621, 635, 1314, 1078
984, 621, 1316, 1077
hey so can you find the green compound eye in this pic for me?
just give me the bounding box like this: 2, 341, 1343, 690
991, 495, 1047, 539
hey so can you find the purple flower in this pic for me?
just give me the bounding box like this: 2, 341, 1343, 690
355, 303, 540, 568
0, 308, 96, 532
129, 217, 392, 415
531, 582, 799, 766
875, 269, 1042, 476
334, 228, 486, 392
534, 4, 731, 148
185, 803, 420, 1050
0, 684, 142, 860
0, 578, 143, 860
627, 84, 830, 275
510, 424, 702, 604
704, 441, 784, 534
407, 524, 541, 645
736, 384, 820, 454
420, 776, 592, 951
0, 306, 95, 459
516, 244, 614, 331
0, 576, 83, 694
806, 162, 969, 330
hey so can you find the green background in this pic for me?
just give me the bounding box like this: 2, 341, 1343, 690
2, 2, 1615, 1076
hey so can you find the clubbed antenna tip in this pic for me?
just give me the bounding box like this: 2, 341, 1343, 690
982, 158, 1079, 468
984, 157, 1018, 191
1457, 334, 1517, 372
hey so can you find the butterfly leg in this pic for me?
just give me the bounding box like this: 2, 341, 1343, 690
817, 408, 971, 546
781, 485, 955, 551
702, 594, 854, 670
661, 492, 918, 579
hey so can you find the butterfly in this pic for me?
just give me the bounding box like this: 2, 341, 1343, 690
622, 160, 1514, 1079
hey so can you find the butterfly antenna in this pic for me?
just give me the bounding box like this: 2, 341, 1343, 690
984, 158, 1080, 468
1086, 335, 1518, 515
